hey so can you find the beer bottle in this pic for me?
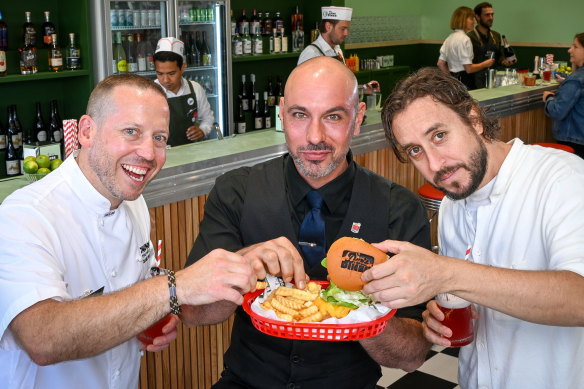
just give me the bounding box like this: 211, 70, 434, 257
236, 95, 246, 134
263, 91, 271, 129
240, 74, 249, 111
201, 31, 211, 66
253, 93, 263, 130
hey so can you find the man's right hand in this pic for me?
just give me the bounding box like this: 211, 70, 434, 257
176, 249, 256, 307
239, 237, 309, 290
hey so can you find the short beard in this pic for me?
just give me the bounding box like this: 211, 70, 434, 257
289, 142, 345, 178
435, 139, 488, 200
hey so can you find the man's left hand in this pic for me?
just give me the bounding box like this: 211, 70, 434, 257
186, 125, 205, 142
141, 314, 180, 352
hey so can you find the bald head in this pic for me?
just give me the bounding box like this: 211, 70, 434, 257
285, 57, 359, 110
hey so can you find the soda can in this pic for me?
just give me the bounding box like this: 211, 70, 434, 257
125, 9, 133, 26
189, 8, 195, 22
118, 9, 127, 26
133, 10, 141, 28
110, 9, 118, 26
208, 8, 214, 21
196, 8, 202, 21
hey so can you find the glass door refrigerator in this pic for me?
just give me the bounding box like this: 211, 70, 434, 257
90, 0, 233, 137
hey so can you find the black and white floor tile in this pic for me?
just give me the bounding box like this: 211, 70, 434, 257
377, 345, 460, 389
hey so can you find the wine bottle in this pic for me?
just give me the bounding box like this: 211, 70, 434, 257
249, 74, 256, 111
502, 35, 516, 63
253, 93, 263, 130
273, 28, 281, 54
201, 31, 211, 66
274, 11, 283, 35
240, 74, 249, 111
12, 105, 23, 149
241, 26, 252, 56
232, 26, 243, 57
6, 106, 18, 149
112, 31, 127, 74
238, 9, 249, 36
193, 31, 202, 66
48, 33, 63, 72
65, 33, 81, 70
267, 76, 275, 107
41, 11, 56, 47
5, 129, 20, 176
263, 91, 271, 129
236, 95, 246, 134
252, 31, 263, 55
51, 100, 65, 157
49, 100, 62, 144
136, 33, 147, 71
281, 28, 288, 53
0, 115, 6, 151
22, 11, 37, 47
19, 35, 38, 74
263, 12, 272, 36
34, 102, 48, 143
250, 9, 260, 36
126, 34, 138, 72
144, 32, 155, 71
0, 11, 7, 76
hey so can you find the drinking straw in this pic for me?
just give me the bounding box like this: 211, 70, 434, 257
156, 240, 162, 268
464, 245, 471, 261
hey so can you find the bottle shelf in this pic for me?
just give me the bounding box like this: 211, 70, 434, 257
0, 69, 90, 84
232, 52, 300, 63
112, 25, 162, 31
179, 21, 216, 27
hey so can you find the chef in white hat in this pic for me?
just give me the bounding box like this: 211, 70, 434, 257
297, 6, 352, 65
153, 37, 215, 146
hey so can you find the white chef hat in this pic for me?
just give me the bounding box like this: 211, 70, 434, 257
155, 37, 185, 57
321, 6, 352, 21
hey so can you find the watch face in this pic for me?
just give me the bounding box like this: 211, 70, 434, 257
187, 97, 195, 106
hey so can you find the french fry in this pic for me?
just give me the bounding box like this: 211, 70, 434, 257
275, 295, 305, 310
271, 298, 301, 316
274, 286, 317, 301
256, 280, 268, 289
298, 311, 324, 323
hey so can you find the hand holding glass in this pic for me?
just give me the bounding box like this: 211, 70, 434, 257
436, 293, 474, 347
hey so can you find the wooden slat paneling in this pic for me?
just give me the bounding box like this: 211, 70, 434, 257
139, 108, 552, 388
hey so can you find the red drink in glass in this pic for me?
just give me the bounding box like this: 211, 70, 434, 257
137, 313, 173, 345
543, 70, 552, 82
436, 293, 474, 347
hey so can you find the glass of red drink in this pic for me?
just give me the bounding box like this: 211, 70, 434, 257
137, 313, 174, 345
436, 293, 474, 347
543, 70, 552, 83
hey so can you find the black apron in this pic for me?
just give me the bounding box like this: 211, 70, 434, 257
167, 81, 198, 146
471, 28, 499, 89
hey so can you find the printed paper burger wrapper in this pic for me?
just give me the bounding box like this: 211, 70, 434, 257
63, 119, 79, 159
251, 275, 390, 324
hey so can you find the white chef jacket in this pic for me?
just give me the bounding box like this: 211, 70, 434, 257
155, 77, 215, 137
297, 34, 344, 65
0, 151, 156, 389
439, 30, 474, 73
439, 139, 584, 389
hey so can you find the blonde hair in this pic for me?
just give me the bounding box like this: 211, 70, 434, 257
450, 6, 474, 30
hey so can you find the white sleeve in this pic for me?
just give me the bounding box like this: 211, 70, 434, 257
298, 45, 321, 65
190, 81, 215, 137
459, 36, 474, 65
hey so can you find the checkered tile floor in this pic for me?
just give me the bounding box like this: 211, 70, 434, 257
377, 345, 460, 389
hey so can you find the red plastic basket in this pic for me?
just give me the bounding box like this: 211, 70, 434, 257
242, 280, 396, 341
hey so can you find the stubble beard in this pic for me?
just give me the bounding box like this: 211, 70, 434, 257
289, 142, 347, 179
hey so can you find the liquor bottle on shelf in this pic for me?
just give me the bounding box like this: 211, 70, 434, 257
292, 6, 304, 52
112, 31, 127, 74
48, 33, 63, 72
19, 35, 38, 74
49, 100, 62, 145
263, 12, 272, 36
249, 74, 256, 111
281, 28, 288, 53
253, 93, 263, 130
257, 12, 264, 36
311, 22, 319, 43
236, 95, 246, 134
0, 11, 7, 76
5, 130, 20, 176
502, 35, 516, 63
267, 76, 275, 107
240, 74, 249, 111
250, 9, 260, 36
22, 11, 37, 47
201, 31, 211, 66
7, 106, 17, 149
41, 11, 56, 47
275, 75, 283, 103
230, 9, 236, 36
136, 33, 147, 72
12, 105, 23, 149
65, 33, 81, 70
126, 34, 138, 72
238, 9, 249, 37
263, 91, 271, 129
252, 30, 263, 55
0, 118, 6, 151
274, 11, 283, 35
242, 25, 252, 56
272, 28, 281, 54
193, 31, 202, 66
232, 27, 243, 57
34, 102, 48, 144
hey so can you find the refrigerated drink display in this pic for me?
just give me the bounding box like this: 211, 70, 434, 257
96, 0, 231, 136
126, 33, 138, 72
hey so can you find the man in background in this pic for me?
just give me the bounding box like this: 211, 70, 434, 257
0, 74, 256, 389
298, 6, 352, 65
154, 37, 215, 145
467, 2, 517, 89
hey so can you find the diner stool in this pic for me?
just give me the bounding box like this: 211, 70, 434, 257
418, 183, 445, 253
532, 142, 575, 153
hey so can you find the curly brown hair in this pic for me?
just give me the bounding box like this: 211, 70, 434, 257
382, 67, 500, 162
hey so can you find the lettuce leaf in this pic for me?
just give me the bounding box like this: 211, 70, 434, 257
320, 280, 372, 309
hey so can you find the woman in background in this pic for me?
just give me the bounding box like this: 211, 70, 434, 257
437, 6, 494, 89
543, 33, 584, 158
